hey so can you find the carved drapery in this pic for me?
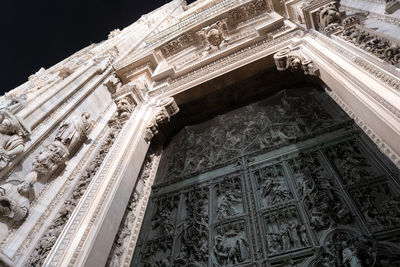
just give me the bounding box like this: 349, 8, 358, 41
131, 88, 400, 266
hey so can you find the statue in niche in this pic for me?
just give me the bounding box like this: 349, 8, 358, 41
0, 110, 31, 170
0, 173, 36, 222
212, 224, 250, 265
55, 112, 93, 152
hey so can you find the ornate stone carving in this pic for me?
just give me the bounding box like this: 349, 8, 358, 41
319, 2, 341, 29
274, 48, 320, 76
339, 25, 400, 67
197, 19, 230, 52
27, 108, 132, 266
162, 89, 339, 183
108, 29, 121, 39
0, 173, 36, 223
160, 31, 196, 57
0, 110, 31, 171
290, 153, 353, 230
0, 93, 27, 114
229, 0, 268, 23
144, 97, 179, 143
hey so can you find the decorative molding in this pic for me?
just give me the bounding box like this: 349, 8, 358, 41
326, 89, 400, 168
150, 30, 302, 96
305, 34, 400, 120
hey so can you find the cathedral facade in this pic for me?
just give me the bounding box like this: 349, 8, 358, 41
0, 0, 399, 266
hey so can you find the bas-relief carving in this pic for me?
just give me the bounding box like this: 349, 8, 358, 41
313, 229, 400, 267
133, 86, 400, 266
0, 93, 27, 114
0, 110, 31, 171
0, 113, 92, 228
27, 104, 134, 266
290, 154, 353, 231
197, 19, 230, 53
162, 90, 340, 184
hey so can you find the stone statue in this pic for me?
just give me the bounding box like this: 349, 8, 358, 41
0, 172, 36, 222
55, 112, 93, 152
0, 110, 31, 170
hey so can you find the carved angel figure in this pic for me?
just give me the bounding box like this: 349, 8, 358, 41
55, 112, 93, 152
0, 110, 31, 170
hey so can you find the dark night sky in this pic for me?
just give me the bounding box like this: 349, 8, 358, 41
0, 0, 195, 95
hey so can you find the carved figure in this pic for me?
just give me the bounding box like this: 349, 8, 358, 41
32, 141, 69, 175
212, 225, 250, 265
216, 183, 242, 220
116, 97, 134, 120
0, 110, 31, 170
0, 173, 36, 222
319, 3, 341, 28
55, 112, 92, 152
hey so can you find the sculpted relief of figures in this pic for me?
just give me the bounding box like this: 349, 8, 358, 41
212, 222, 250, 266
254, 164, 292, 207
163, 90, 341, 183
0, 112, 93, 224
175, 187, 209, 267
290, 154, 353, 231
264, 207, 309, 254
0, 110, 31, 170
215, 177, 243, 221
326, 141, 381, 186
314, 229, 400, 267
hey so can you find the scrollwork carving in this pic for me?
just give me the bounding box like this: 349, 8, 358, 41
274, 48, 320, 76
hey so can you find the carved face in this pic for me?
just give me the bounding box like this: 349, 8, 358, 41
207, 29, 223, 47
117, 99, 131, 112
17, 181, 31, 195
0, 117, 15, 135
